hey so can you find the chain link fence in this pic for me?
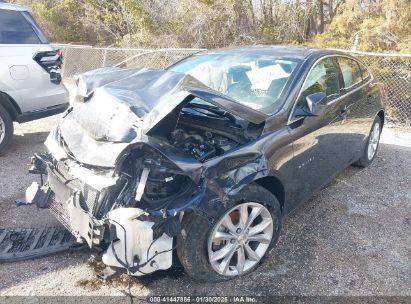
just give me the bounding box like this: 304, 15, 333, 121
55, 45, 411, 126
55, 44, 204, 81
345, 51, 411, 126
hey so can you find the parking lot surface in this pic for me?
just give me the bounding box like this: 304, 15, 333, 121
0, 115, 410, 296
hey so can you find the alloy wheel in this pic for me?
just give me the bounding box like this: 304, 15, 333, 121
367, 122, 380, 161
208, 202, 273, 276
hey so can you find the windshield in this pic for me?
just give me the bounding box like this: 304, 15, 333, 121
168, 52, 301, 113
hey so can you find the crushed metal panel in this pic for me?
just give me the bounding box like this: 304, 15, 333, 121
66, 192, 104, 247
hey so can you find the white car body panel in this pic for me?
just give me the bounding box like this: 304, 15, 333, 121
0, 3, 68, 115
0, 44, 68, 112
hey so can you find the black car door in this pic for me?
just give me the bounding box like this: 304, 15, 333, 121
284, 57, 353, 213
335, 57, 376, 160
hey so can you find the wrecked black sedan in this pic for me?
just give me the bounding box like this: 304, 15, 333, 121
26, 46, 385, 281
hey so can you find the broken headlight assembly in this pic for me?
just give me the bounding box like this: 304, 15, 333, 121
113, 147, 197, 214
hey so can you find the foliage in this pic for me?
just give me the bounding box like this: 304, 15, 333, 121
10, 0, 411, 52
15, 0, 92, 43
12, 0, 151, 46
311, 0, 411, 52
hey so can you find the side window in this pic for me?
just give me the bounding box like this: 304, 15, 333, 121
0, 10, 41, 44
300, 58, 340, 103
338, 58, 363, 90
359, 62, 370, 80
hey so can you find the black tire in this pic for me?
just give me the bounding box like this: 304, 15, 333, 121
0, 104, 13, 155
354, 116, 382, 168
177, 183, 282, 282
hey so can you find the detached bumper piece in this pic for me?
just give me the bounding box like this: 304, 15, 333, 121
0, 227, 81, 262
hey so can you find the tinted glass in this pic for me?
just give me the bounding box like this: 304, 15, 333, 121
21, 11, 49, 43
169, 53, 301, 113
359, 62, 370, 80
301, 58, 340, 102
338, 57, 363, 89
0, 10, 41, 44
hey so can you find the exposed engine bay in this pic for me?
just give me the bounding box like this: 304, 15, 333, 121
170, 126, 236, 162
22, 67, 270, 277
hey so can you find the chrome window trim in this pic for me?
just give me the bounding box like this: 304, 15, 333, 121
357, 61, 371, 81
287, 54, 373, 125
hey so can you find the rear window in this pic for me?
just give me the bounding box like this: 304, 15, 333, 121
359, 62, 371, 80
0, 10, 43, 44
21, 11, 49, 43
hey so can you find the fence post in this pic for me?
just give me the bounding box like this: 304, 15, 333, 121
352, 33, 360, 51
61, 47, 69, 78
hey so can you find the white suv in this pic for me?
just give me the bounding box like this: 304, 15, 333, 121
0, 2, 69, 154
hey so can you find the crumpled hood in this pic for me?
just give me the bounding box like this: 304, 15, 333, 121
69, 67, 196, 143
55, 67, 267, 167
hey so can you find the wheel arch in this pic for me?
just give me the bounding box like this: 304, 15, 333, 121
0, 91, 21, 121
254, 175, 285, 213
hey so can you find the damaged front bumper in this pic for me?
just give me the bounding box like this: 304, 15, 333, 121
26, 153, 173, 276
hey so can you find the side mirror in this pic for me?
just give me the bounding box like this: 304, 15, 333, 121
294, 92, 327, 117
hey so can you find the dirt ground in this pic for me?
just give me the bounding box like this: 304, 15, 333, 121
0, 115, 410, 297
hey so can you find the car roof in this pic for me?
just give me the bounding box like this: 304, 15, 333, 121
0, 2, 31, 12
202, 45, 344, 60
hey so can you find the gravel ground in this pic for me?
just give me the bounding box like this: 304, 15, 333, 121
0, 116, 410, 297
